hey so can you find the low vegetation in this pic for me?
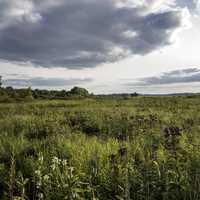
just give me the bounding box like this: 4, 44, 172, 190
0, 84, 200, 199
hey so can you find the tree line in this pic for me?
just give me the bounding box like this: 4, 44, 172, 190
0, 76, 138, 102
0, 76, 90, 102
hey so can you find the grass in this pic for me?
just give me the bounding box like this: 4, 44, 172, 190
0, 96, 200, 199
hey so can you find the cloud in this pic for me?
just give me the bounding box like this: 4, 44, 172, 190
137, 68, 200, 85
176, 0, 200, 11
0, 0, 192, 68
3, 77, 93, 87
0, 0, 42, 29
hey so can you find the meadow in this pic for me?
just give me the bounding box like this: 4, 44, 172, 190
0, 96, 200, 200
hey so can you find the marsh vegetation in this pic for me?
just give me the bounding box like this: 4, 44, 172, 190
0, 96, 200, 199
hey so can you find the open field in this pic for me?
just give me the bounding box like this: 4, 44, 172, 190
0, 96, 200, 199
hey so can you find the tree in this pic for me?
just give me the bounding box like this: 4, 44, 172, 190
131, 92, 139, 97
68, 87, 89, 97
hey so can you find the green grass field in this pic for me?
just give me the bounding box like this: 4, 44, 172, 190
0, 96, 200, 199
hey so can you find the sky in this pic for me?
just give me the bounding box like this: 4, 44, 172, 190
0, 0, 200, 94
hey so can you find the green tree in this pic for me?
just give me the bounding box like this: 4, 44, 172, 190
69, 87, 89, 97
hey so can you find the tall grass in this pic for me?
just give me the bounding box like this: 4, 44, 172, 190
0, 96, 200, 199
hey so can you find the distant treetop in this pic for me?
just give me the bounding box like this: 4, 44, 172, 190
68, 86, 89, 96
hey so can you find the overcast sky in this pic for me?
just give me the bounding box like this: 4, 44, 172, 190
0, 0, 200, 94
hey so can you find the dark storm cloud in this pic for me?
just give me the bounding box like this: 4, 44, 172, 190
137, 68, 200, 85
3, 77, 93, 87
0, 0, 189, 68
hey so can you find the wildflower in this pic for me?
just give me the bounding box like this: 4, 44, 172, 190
62, 159, 68, 166
43, 175, 49, 182
52, 156, 60, 164
35, 170, 41, 176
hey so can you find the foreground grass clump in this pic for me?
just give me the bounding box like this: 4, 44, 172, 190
0, 96, 200, 199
